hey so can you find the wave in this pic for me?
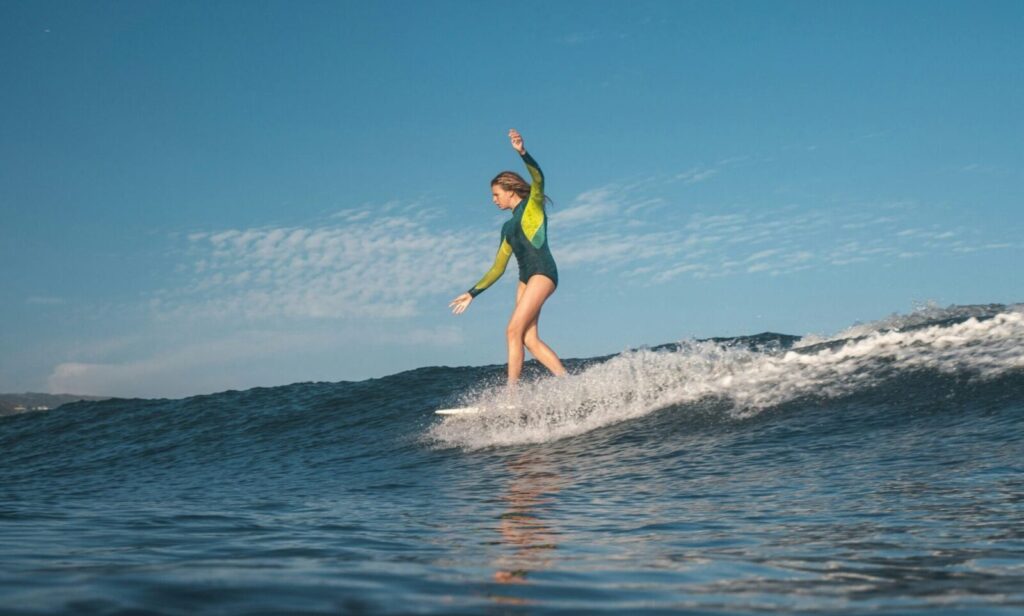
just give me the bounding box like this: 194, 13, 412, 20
3, 303, 1021, 469
427, 305, 1024, 449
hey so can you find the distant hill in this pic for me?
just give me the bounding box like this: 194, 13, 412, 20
0, 393, 111, 416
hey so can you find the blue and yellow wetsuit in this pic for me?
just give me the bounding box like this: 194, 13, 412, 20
467, 151, 558, 298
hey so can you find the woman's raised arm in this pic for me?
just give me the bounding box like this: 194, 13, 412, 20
509, 129, 544, 200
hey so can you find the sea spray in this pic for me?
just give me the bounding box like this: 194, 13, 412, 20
428, 307, 1024, 449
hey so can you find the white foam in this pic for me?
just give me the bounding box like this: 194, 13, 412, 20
794, 302, 1021, 348
427, 309, 1024, 450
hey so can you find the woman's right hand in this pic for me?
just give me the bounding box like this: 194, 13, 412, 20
509, 129, 525, 155
449, 293, 473, 315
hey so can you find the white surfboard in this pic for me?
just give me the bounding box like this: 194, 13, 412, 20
435, 406, 482, 416
435, 403, 520, 416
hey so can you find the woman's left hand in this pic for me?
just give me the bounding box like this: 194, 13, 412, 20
509, 129, 525, 155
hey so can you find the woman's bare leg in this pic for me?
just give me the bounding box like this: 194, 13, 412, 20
514, 281, 565, 375
507, 276, 565, 383
524, 316, 566, 376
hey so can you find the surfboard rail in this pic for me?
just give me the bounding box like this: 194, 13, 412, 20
435, 407, 482, 416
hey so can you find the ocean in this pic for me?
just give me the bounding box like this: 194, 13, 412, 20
2, 304, 1022, 615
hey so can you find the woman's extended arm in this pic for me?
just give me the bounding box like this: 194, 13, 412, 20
468, 237, 513, 298
450, 236, 513, 314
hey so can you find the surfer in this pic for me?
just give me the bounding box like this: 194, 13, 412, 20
450, 129, 567, 384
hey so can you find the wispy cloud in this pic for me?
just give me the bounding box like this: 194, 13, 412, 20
47, 323, 464, 398
555, 187, 621, 226
156, 169, 1017, 327
672, 167, 718, 185
557, 28, 629, 46
158, 204, 488, 322
26, 296, 65, 305
547, 177, 1016, 284
558, 30, 603, 45
851, 130, 890, 143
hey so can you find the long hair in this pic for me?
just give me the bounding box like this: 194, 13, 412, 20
490, 171, 553, 206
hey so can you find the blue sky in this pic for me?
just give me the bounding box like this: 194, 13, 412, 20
2, 1, 1021, 398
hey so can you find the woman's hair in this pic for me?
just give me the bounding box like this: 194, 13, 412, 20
491, 171, 553, 206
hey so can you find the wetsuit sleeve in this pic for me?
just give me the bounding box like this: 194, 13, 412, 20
520, 151, 547, 249
521, 151, 544, 202
468, 236, 513, 297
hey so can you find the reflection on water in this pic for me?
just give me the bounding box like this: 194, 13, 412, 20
492, 453, 564, 591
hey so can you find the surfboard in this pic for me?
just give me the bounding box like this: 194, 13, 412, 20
435, 406, 482, 416
435, 403, 520, 416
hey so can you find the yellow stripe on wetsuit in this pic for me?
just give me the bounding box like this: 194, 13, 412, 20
520, 153, 546, 249
469, 237, 513, 297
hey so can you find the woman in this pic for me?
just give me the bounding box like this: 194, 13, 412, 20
450, 129, 567, 384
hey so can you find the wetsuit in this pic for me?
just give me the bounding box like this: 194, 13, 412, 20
467, 151, 558, 298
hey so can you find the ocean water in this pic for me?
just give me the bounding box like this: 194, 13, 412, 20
2, 304, 1022, 615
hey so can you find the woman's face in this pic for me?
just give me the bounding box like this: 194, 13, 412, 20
491, 184, 520, 210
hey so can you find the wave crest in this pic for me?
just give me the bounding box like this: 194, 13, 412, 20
428, 308, 1024, 449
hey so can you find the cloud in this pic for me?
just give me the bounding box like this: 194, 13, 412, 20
158, 206, 488, 322
26, 296, 65, 305
850, 130, 889, 143
673, 167, 718, 184
165, 170, 935, 331
47, 324, 465, 398
47, 330, 293, 396
153, 173, 1015, 336
545, 178, 1012, 285
555, 187, 621, 225
558, 31, 603, 45
557, 29, 629, 46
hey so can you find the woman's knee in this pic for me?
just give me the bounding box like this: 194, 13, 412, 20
506, 322, 526, 341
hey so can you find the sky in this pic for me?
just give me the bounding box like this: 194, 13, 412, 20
1, 0, 1021, 398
